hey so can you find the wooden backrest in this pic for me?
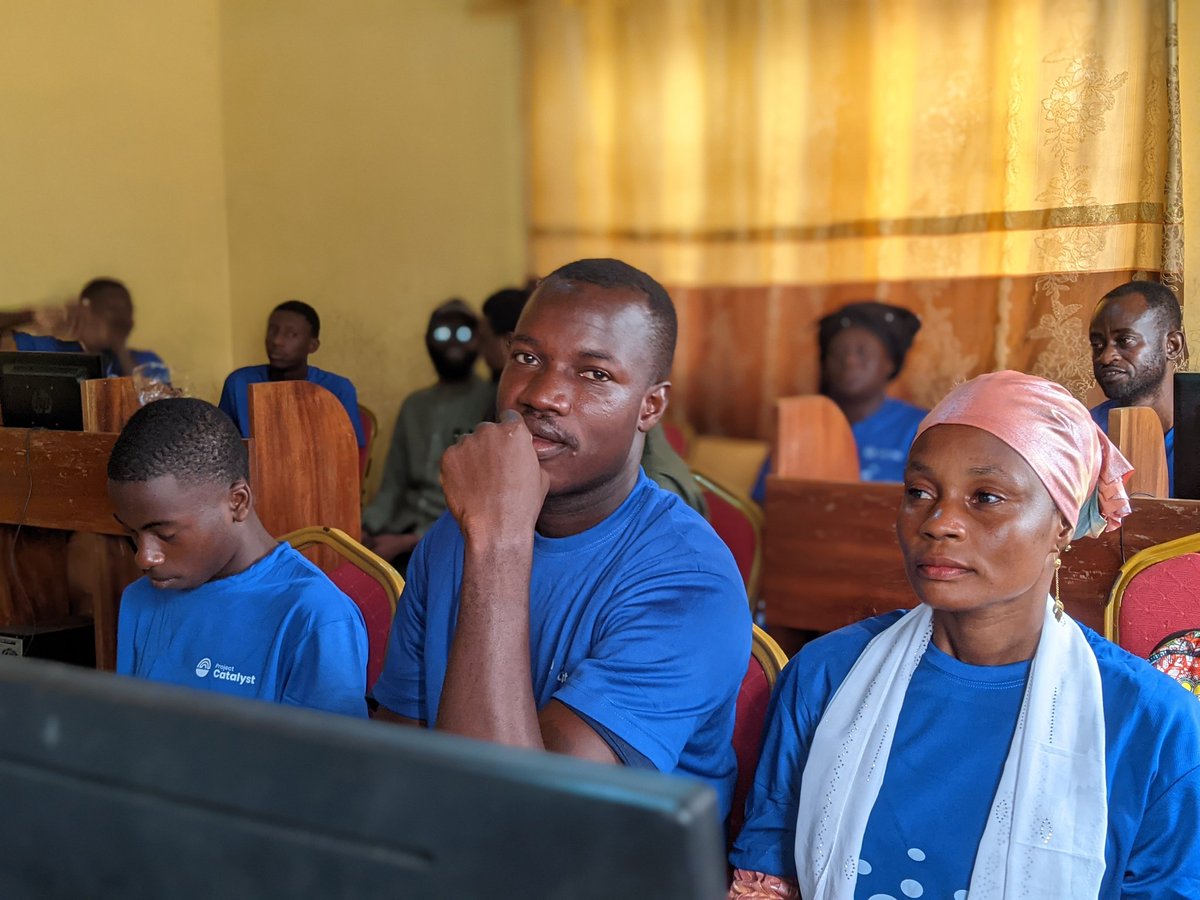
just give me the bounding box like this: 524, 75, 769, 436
773, 395, 860, 482
248, 381, 361, 573
81, 377, 139, 433
1108, 406, 1168, 498
687, 435, 770, 500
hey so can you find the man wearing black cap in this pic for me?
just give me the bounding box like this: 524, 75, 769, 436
752, 300, 926, 501
362, 299, 495, 564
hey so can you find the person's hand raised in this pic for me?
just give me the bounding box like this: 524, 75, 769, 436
441, 409, 550, 541
31, 299, 113, 350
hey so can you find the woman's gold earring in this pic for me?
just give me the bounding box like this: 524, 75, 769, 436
1053, 557, 1065, 621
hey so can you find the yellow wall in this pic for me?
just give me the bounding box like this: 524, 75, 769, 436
219, 0, 525, 462
1, 0, 525, 446
0, 0, 234, 402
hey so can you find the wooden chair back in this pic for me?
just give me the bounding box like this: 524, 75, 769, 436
1108, 406, 1168, 498
773, 395, 859, 482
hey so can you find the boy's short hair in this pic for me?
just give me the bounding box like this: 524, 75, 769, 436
272, 300, 321, 338
108, 398, 248, 486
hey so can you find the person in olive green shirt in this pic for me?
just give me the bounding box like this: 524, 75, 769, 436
362, 300, 494, 565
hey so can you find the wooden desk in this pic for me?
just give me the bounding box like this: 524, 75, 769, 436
1, 379, 362, 669
763, 477, 1200, 638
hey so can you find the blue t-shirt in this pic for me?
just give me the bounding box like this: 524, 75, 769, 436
12, 332, 163, 377
116, 542, 369, 718
731, 612, 1200, 899
218, 364, 366, 447
1091, 399, 1175, 496
373, 471, 752, 820
751, 396, 928, 503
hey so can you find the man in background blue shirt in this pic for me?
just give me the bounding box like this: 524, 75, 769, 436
1089, 281, 1186, 495
218, 300, 365, 447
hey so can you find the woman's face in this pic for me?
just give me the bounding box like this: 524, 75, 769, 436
822, 326, 893, 404
897, 424, 1071, 615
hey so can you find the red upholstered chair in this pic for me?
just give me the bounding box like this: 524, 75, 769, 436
729, 625, 788, 846
281, 526, 403, 691
1106, 532, 1200, 659
693, 470, 763, 605
357, 403, 378, 489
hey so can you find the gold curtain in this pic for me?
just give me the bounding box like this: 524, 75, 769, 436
521, 0, 1182, 438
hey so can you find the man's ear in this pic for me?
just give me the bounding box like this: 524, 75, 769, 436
1166, 329, 1186, 366
308, 336, 321, 356
229, 480, 254, 524
638, 382, 670, 434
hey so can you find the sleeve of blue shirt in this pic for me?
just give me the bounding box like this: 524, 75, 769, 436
329, 376, 366, 448
371, 537, 429, 720
280, 611, 370, 718
217, 373, 249, 438
550, 563, 751, 775
1120, 683, 1200, 900
114, 582, 143, 677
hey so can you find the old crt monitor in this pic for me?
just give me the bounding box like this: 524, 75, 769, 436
0, 659, 726, 899
0, 350, 103, 430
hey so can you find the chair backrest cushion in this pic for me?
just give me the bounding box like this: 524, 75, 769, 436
328, 562, 394, 689
728, 654, 771, 845
1120, 552, 1200, 659
704, 489, 756, 591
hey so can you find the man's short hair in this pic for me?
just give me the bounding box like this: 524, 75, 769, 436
1102, 280, 1183, 334
108, 398, 249, 486
482, 287, 530, 336
273, 300, 321, 338
81, 277, 130, 305
540, 258, 677, 382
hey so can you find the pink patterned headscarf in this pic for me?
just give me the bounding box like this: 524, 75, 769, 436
916, 370, 1133, 539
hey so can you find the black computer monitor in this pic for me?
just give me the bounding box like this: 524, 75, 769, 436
0, 659, 726, 899
0, 350, 104, 430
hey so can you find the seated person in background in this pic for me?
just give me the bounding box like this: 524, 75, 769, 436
1089, 280, 1186, 495
373, 259, 750, 820
362, 299, 494, 564
752, 301, 925, 503
0, 277, 164, 377
218, 300, 365, 447
483, 282, 706, 515
730, 371, 1200, 900
108, 398, 368, 717
480, 286, 531, 383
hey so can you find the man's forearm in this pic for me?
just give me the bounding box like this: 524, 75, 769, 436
0, 309, 34, 334
435, 533, 543, 748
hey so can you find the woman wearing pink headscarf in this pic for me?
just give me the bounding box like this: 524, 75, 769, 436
729, 372, 1200, 900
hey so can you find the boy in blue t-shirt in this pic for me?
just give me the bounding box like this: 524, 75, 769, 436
108, 398, 367, 717
218, 300, 365, 447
